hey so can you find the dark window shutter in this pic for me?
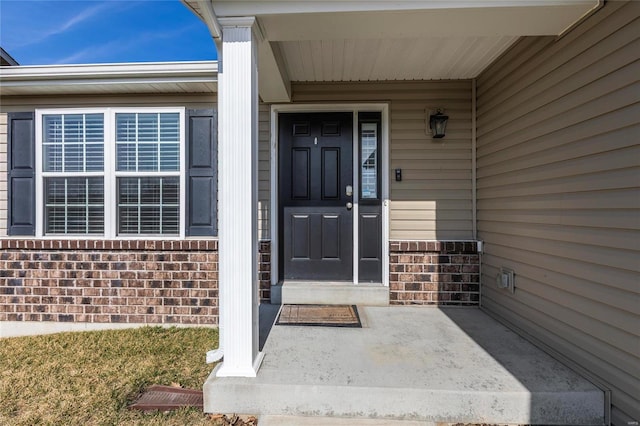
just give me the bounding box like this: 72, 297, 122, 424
7, 112, 36, 236
186, 108, 217, 236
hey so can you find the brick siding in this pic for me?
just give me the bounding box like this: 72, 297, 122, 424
0, 239, 219, 325
389, 241, 480, 306
2, 238, 480, 326
258, 241, 271, 302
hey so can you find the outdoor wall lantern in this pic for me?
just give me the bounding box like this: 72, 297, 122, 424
428, 108, 449, 139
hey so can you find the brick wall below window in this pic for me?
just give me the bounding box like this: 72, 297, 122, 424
389, 241, 480, 306
258, 241, 271, 302
0, 239, 219, 325
1, 238, 481, 325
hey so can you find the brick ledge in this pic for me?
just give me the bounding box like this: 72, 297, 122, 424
0, 239, 218, 251
390, 240, 478, 254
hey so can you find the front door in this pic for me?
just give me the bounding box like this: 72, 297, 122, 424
279, 112, 353, 281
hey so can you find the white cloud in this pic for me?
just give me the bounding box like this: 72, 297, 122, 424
53, 23, 200, 64
12, 1, 134, 48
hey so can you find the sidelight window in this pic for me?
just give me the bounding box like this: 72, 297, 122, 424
359, 113, 381, 201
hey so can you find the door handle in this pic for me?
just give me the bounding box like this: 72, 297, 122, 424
346, 202, 353, 210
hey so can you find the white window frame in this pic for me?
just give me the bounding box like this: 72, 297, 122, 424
35, 107, 186, 239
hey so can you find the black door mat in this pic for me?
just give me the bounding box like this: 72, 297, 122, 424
128, 385, 203, 412
276, 304, 361, 328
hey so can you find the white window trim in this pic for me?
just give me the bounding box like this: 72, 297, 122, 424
35, 107, 186, 239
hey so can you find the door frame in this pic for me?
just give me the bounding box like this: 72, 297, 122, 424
270, 103, 390, 286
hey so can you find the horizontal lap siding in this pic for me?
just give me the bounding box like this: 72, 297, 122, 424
0, 93, 216, 111
259, 103, 270, 240
476, 2, 640, 424
0, 113, 6, 236
292, 81, 473, 240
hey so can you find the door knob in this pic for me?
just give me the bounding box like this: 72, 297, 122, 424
346, 202, 353, 210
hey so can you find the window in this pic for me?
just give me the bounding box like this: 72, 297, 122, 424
359, 118, 380, 201
36, 108, 185, 237
42, 113, 105, 234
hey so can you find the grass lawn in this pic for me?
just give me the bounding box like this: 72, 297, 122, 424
0, 327, 222, 425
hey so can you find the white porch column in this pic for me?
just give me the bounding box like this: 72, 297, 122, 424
216, 17, 263, 377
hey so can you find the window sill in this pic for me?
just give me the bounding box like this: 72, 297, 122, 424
0, 238, 218, 251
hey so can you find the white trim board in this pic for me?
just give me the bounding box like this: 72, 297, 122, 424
270, 103, 390, 288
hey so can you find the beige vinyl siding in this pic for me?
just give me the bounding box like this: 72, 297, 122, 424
0, 113, 7, 237
258, 102, 271, 240
291, 81, 473, 240
0, 93, 215, 111
0, 93, 216, 237
476, 2, 640, 424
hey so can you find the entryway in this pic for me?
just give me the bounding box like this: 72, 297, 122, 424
275, 109, 388, 305
274, 108, 388, 294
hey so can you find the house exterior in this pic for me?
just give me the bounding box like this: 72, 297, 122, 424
0, 1, 638, 424
0, 61, 224, 328
1, 48, 19, 67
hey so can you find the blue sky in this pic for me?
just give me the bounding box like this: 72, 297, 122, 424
0, 0, 217, 65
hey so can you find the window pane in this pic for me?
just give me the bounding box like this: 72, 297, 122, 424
44, 177, 104, 234
160, 143, 179, 171
64, 144, 84, 172
43, 115, 63, 144
160, 113, 180, 141
139, 178, 160, 204
162, 207, 179, 234
116, 113, 137, 142
138, 143, 158, 171
116, 112, 180, 172
140, 207, 161, 233
116, 143, 137, 171
117, 177, 179, 235
42, 113, 104, 172
361, 123, 378, 199
118, 178, 139, 204
137, 114, 158, 142
63, 114, 83, 143
85, 144, 104, 171
162, 179, 179, 204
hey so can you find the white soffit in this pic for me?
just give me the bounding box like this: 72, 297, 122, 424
201, 0, 600, 83
279, 36, 518, 81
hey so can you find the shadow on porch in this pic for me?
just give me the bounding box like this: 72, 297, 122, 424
205, 305, 605, 425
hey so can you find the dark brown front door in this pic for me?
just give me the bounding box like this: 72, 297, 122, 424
279, 112, 353, 281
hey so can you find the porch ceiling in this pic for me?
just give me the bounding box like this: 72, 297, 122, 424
186, 0, 601, 100
277, 36, 518, 81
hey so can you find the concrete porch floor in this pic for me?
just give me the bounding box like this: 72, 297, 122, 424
204, 306, 605, 425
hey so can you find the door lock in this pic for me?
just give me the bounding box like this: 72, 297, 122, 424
345, 185, 353, 197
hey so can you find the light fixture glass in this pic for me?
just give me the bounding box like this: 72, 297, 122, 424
429, 109, 449, 139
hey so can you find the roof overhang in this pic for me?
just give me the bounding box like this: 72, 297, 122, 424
1, 47, 19, 66
0, 61, 218, 96
185, 0, 602, 102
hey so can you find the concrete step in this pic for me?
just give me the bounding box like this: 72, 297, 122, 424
259, 415, 451, 425
278, 281, 389, 306
205, 373, 603, 424
204, 307, 605, 425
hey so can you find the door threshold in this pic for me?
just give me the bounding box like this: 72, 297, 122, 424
277, 281, 388, 306
282, 280, 383, 287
